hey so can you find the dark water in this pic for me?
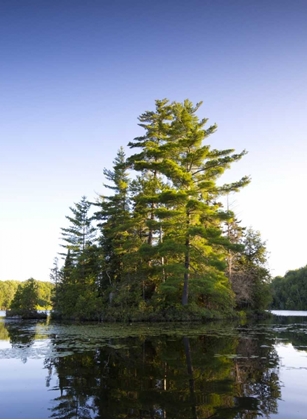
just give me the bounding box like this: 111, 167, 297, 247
0, 311, 307, 418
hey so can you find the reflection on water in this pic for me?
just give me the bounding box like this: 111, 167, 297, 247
0, 320, 9, 340
0, 320, 280, 419
49, 333, 279, 419
0, 313, 307, 418
1, 319, 51, 364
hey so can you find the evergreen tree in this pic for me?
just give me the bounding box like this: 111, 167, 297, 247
128, 99, 249, 311
52, 250, 75, 315
54, 198, 101, 319
96, 147, 130, 289
60, 196, 96, 262
228, 228, 271, 311
10, 278, 39, 311
50, 257, 60, 292
54, 246, 102, 320
126, 100, 176, 304
50, 98, 271, 320
127, 99, 173, 247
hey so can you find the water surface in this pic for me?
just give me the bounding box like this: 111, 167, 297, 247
0, 311, 307, 418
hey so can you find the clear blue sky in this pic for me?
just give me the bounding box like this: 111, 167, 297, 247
1, 0, 306, 281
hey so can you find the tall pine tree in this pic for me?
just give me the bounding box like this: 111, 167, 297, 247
54, 197, 101, 319
95, 148, 133, 307
60, 196, 96, 261
128, 99, 250, 310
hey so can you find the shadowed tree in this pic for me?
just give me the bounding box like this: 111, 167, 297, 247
10, 278, 39, 311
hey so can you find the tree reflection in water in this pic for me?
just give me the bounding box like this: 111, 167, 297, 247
5, 321, 36, 348
0, 321, 9, 341
5, 320, 37, 363
46, 326, 281, 419
3, 319, 50, 364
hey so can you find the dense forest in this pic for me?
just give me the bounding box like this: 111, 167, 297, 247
270, 266, 307, 310
0, 278, 53, 310
51, 99, 272, 321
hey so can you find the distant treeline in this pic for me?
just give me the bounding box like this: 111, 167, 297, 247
0, 279, 54, 310
270, 266, 307, 310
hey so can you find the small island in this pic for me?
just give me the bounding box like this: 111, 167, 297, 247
2, 278, 52, 319
2, 100, 301, 322
49, 99, 272, 322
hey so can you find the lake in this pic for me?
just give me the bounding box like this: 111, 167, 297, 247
0, 310, 307, 418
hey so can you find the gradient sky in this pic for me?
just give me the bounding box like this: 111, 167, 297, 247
1, 0, 306, 281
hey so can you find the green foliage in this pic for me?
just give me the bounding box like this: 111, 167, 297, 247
41, 322, 280, 419
10, 278, 39, 311
0, 279, 53, 310
226, 225, 272, 312
60, 196, 96, 262
0, 280, 20, 309
126, 99, 249, 308
95, 147, 131, 292
52, 255, 102, 320
51, 98, 273, 321
270, 266, 307, 310
53, 196, 101, 319
36, 280, 54, 309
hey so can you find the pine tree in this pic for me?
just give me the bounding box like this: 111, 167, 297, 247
126, 99, 182, 303
51, 98, 258, 320
95, 148, 133, 306
54, 198, 100, 319
60, 196, 96, 262
50, 257, 60, 289
228, 227, 271, 311
128, 99, 250, 310
127, 99, 173, 247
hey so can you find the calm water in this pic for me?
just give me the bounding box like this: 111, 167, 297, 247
1, 311, 307, 418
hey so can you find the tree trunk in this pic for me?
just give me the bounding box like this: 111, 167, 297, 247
182, 212, 190, 305
183, 336, 197, 418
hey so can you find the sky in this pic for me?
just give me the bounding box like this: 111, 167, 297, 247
1, 0, 306, 281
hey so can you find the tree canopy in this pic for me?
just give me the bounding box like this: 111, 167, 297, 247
51, 99, 272, 321
0, 279, 54, 311
270, 266, 307, 310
